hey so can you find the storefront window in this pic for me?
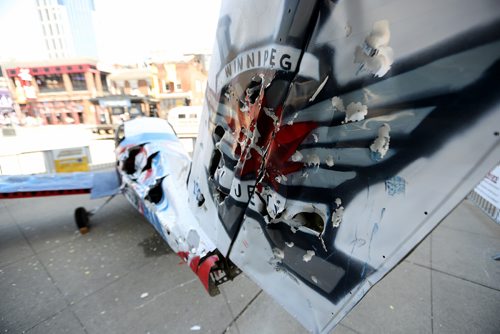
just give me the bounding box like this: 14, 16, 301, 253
111, 107, 125, 115
78, 112, 84, 124
129, 103, 143, 118
69, 73, 87, 91
35, 74, 64, 93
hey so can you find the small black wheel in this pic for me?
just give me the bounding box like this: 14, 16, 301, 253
74, 207, 90, 234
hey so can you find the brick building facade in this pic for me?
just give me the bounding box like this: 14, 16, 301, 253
3, 59, 109, 125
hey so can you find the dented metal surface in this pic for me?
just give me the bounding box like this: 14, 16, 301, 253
115, 118, 221, 294
188, 0, 500, 333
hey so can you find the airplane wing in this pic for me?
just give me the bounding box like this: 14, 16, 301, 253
0, 170, 121, 233
0, 170, 120, 200
187, 0, 500, 333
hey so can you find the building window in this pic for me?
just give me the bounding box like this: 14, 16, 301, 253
69, 73, 87, 91
100, 73, 109, 92
111, 107, 125, 115
129, 103, 143, 118
35, 74, 65, 92
163, 81, 174, 92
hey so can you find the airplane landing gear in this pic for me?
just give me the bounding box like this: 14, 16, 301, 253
74, 207, 90, 234
74, 194, 118, 234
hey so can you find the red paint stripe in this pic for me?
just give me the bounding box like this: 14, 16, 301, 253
176, 252, 219, 293
189, 256, 201, 273
197, 255, 219, 292
0, 189, 90, 199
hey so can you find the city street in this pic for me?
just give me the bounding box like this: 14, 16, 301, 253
1, 193, 499, 333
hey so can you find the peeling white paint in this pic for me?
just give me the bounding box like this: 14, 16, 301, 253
273, 248, 285, 260
331, 96, 345, 112
240, 103, 249, 113
303, 250, 315, 262
247, 127, 264, 156
332, 198, 344, 228
285, 241, 294, 248
274, 174, 288, 184
370, 123, 391, 160
325, 155, 335, 167
345, 102, 368, 122
291, 151, 303, 162
305, 154, 321, 167
240, 127, 253, 140
354, 20, 394, 77
365, 20, 391, 49
320, 235, 328, 252
312, 133, 319, 143
264, 107, 279, 125
287, 112, 299, 126
309, 76, 329, 102
332, 207, 344, 228
311, 275, 318, 284
354, 46, 394, 77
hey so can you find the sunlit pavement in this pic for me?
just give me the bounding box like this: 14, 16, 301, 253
1, 195, 499, 334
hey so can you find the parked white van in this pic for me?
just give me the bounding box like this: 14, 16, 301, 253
167, 106, 202, 138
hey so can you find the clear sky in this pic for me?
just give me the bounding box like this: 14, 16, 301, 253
0, 0, 222, 64
93, 0, 222, 63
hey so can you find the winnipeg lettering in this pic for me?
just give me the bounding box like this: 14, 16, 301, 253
216, 44, 301, 89
224, 48, 293, 76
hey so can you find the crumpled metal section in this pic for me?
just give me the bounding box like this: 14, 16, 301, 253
188, 0, 500, 333
116, 118, 220, 294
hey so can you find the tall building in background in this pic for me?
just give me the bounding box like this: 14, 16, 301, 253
36, 0, 98, 59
